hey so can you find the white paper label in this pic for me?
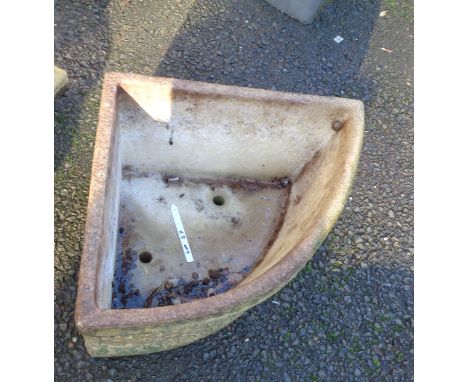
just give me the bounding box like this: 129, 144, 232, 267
333, 35, 344, 43
171, 204, 194, 263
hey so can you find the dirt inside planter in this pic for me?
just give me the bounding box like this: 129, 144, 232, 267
111, 173, 290, 309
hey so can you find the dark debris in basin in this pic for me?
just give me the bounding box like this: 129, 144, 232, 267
111, 230, 145, 308
111, 225, 251, 309
144, 266, 249, 308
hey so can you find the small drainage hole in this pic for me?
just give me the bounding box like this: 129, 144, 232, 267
213, 196, 225, 206
139, 251, 153, 264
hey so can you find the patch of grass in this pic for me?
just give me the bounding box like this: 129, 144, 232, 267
378, 315, 392, 322
326, 331, 340, 343
304, 261, 313, 273
284, 305, 296, 314
394, 350, 404, 362
372, 357, 381, 368
283, 331, 291, 341
331, 260, 343, 268
350, 338, 363, 354
383, 0, 413, 22
309, 374, 319, 382
54, 113, 69, 124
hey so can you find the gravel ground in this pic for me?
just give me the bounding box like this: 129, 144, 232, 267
54, 0, 413, 380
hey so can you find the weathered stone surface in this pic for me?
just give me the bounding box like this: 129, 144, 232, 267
75, 72, 364, 357
54, 66, 68, 96
265, 0, 327, 23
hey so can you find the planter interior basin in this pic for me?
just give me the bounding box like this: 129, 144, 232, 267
75, 73, 364, 357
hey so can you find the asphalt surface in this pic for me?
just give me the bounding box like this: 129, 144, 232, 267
54, 0, 414, 380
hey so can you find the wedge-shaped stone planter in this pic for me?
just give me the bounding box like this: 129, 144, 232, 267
75, 72, 364, 357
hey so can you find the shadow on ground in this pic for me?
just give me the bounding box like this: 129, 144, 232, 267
54, 0, 111, 170
154, 0, 381, 100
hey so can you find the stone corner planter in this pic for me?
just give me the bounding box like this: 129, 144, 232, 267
75, 72, 364, 357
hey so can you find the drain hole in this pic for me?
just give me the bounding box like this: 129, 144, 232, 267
213, 196, 225, 206
139, 251, 153, 264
